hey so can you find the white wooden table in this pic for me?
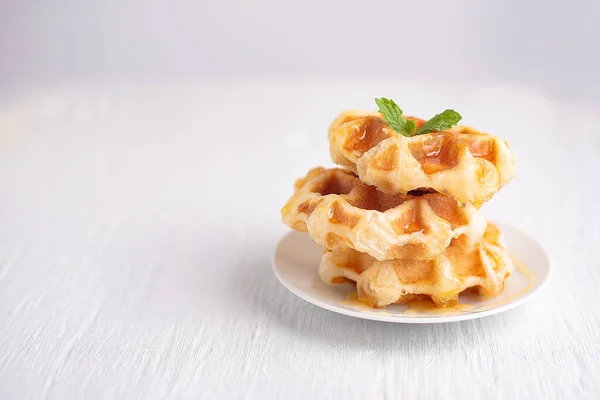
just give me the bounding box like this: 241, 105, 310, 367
0, 81, 598, 399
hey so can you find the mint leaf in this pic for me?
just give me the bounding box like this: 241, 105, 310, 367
405, 119, 416, 134
375, 99, 462, 137
374, 97, 411, 137
416, 109, 462, 135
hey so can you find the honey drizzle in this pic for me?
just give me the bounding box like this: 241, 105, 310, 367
472, 254, 535, 313
403, 300, 475, 315
340, 292, 393, 316
339, 291, 371, 310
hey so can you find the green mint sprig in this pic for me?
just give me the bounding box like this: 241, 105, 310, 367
374, 97, 416, 137
375, 97, 462, 136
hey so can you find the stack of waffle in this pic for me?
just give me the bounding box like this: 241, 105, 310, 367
281, 110, 516, 308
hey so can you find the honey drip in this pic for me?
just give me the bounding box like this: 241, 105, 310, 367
339, 291, 371, 310
473, 254, 535, 312
403, 300, 475, 315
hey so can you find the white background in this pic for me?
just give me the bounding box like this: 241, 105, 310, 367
2, 0, 600, 101
1, 2, 600, 399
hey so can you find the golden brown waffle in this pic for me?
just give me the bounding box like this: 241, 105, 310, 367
319, 222, 513, 307
281, 167, 486, 261
328, 111, 516, 204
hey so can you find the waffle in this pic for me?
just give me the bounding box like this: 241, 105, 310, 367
319, 222, 513, 307
281, 167, 486, 261
328, 111, 516, 204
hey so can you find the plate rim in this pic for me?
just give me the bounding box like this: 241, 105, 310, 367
272, 221, 551, 324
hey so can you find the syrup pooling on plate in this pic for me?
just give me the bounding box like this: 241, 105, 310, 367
403, 300, 476, 315
339, 291, 371, 310
404, 255, 534, 315
339, 292, 393, 316
472, 254, 535, 313
339, 291, 476, 316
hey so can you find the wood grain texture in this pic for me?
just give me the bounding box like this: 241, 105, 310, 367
0, 82, 599, 399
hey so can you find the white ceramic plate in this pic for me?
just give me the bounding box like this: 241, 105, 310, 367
272, 222, 550, 323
